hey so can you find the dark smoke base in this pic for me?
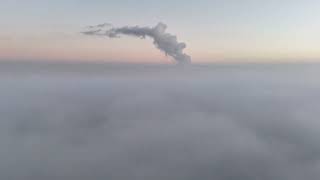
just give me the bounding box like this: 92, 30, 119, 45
1, 63, 320, 179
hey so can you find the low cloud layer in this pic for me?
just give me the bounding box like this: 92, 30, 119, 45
82, 23, 191, 64
1, 64, 320, 179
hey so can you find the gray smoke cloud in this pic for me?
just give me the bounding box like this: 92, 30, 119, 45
82, 23, 191, 64
87, 23, 112, 29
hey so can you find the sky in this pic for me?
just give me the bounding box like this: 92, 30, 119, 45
1, 0, 320, 63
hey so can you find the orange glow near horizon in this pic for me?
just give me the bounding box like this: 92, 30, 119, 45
1, 32, 320, 63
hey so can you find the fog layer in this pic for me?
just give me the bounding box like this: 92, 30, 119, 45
1, 63, 320, 179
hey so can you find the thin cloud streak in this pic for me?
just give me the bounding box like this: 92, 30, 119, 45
82, 23, 191, 64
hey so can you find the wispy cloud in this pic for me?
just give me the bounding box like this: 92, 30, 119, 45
82, 23, 191, 64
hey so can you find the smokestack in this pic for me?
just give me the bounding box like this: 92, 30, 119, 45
82, 23, 191, 64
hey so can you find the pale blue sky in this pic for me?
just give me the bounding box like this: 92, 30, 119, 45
1, 0, 320, 63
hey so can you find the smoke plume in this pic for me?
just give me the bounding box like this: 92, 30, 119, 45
82, 23, 191, 64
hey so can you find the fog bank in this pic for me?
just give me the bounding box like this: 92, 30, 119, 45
1, 63, 320, 179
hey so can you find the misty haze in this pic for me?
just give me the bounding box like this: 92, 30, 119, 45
2, 0, 320, 179
1, 62, 320, 179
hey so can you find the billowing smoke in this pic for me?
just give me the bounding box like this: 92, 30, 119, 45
82, 23, 191, 64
